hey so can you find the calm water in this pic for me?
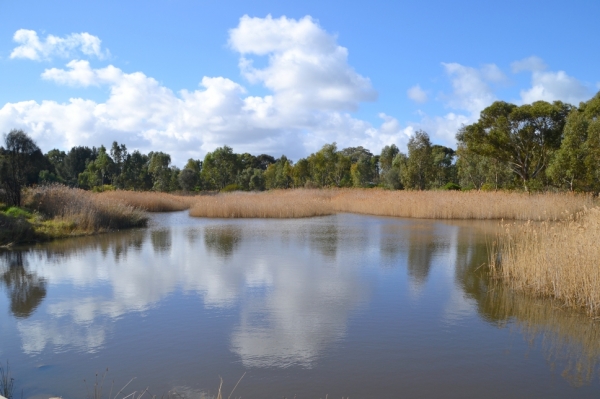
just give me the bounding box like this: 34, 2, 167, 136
1, 212, 599, 398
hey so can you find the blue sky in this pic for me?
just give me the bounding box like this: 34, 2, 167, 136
1, 0, 598, 165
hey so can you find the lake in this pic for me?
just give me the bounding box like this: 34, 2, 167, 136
1, 212, 599, 398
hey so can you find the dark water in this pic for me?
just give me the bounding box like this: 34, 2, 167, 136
1, 212, 599, 398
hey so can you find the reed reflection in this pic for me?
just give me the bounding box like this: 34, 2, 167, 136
0, 251, 47, 318
453, 224, 600, 386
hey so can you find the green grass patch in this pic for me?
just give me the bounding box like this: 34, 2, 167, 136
3, 206, 33, 219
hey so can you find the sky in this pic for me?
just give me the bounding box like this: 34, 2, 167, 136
0, 0, 598, 166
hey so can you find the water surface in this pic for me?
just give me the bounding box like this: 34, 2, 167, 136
1, 212, 599, 398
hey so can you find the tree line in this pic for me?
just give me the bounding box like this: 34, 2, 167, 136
1, 91, 599, 206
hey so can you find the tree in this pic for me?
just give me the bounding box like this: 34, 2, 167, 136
546, 110, 589, 191
402, 130, 432, 190
430, 145, 456, 188
63, 146, 97, 186
265, 156, 293, 189
0, 130, 43, 206
351, 154, 375, 187
201, 146, 240, 190
459, 100, 571, 190
380, 144, 400, 175
178, 168, 199, 192
148, 151, 173, 192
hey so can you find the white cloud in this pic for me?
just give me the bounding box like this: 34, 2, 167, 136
10, 29, 108, 61
441, 62, 502, 115
0, 17, 402, 164
511, 56, 592, 105
229, 15, 377, 112
407, 85, 428, 103
511, 55, 547, 73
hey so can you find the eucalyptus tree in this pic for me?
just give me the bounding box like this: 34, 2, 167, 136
402, 130, 433, 190
459, 100, 571, 190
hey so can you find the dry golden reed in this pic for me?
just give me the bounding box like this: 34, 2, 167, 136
331, 189, 593, 220
98, 190, 196, 212
189, 189, 335, 218
489, 207, 600, 317
189, 189, 593, 221
24, 185, 147, 232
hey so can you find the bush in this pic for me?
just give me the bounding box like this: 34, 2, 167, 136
92, 185, 116, 193
442, 182, 461, 191
221, 184, 242, 193
4, 207, 32, 219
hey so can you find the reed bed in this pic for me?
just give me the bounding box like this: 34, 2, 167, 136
98, 191, 195, 212
489, 207, 600, 317
189, 189, 335, 218
331, 189, 593, 220
189, 189, 593, 221
24, 185, 147, 232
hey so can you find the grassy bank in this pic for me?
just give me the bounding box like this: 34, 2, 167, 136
0, 186, 148, 246
489, 207, 600, 317
188, 189, 593, 221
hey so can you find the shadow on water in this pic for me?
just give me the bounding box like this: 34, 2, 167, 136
452, 223, 600, 386
0, 251, 47, 318
204, 225, 242, 257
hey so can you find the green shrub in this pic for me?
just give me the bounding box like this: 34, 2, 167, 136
442, 182, 461, 191
4, 207, 32, 219
221, 184, 242, 192
92, 185, 116, 193
481, 183, 495, 191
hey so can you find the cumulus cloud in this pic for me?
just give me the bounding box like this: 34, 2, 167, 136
512, 57, 592, 105
407, 85, 428, 103
440, 62, 503, 115
10, 29, 108, 61
230, 15, 377, 112
0, 16, 404, 164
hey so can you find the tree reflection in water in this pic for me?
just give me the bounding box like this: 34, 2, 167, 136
0, 251, 47, 318
406, 223, 439, 288
151, 229, 172, 253
453, 224, 600, 386
204, 225, 242, 257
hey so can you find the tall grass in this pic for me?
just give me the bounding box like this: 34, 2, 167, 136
189, 189, 593, 221
331, 189, 593, 220
24, 185, 147, 232
489, 207, 600, 317
98, 191, 195, 212
189, 190, 335, 218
